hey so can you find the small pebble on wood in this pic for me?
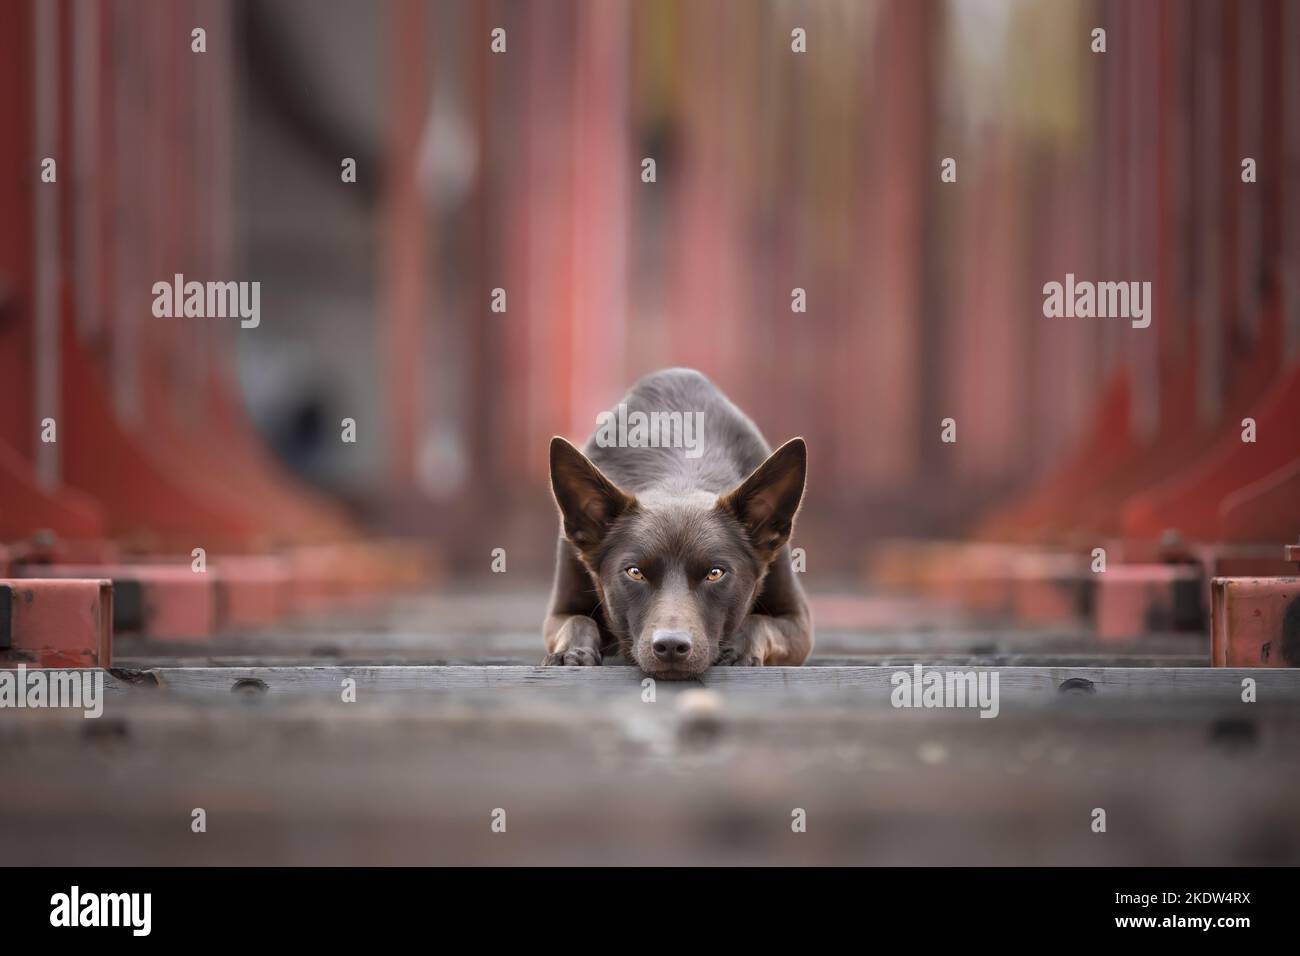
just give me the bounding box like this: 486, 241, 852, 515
676, 688, 723, 716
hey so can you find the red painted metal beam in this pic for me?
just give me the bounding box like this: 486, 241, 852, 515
1095, 563, 1205, 642
213, 556, 290, 630
383, 0, 430, 491
1218, 459, 1300, 542
1121, 367, 1300, 540
0, 578, 112, 668
1211, 574, 1300, 667
59, 307, 264, 550
0, 439, 104, 540
12, 562, 214, 641
0, 0, 104, 542
977, 379, 1135, 541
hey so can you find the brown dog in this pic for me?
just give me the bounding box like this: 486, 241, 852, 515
543, 368, 812, 678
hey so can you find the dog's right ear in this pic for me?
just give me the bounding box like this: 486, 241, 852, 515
717, 437, 807, 561
549, 437, 636, 554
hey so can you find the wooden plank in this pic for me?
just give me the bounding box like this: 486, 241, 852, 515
96, 664, 1300, 706
111, 626, 1203, 662
112, 652, 1208, 669
5, 690, 1299, 866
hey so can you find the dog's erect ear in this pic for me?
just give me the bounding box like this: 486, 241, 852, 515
718, 437, 807, 560
550, 437, 636, 554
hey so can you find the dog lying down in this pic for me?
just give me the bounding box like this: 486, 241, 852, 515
544, 368, 813, 678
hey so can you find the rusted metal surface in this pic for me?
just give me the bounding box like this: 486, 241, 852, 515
1219, 459, 1300, 543
1195, 541, 1300, 578
909, 547, 1096, 627
1095, 563, 1205, 642
1123, 372, 1300, 541
0, 578, 112, 667
8, 534, 121, 566
1211, 576, 1300, 667
12, 564, 213, 641
212, 556, 290, 630
281, 542, 439, 614
1009, 552, 1093, 626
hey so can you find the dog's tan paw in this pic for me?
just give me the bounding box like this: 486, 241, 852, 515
714, 645, 763, 667
543, 616, 603, 666
542, 646, 602, 667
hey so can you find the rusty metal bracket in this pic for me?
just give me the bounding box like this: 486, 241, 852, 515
1211, 576, 1300, 667
0, 582, 11, 650
0, 578, 113, 668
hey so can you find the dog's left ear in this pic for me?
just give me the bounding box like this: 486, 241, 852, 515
718, 437, 807, 560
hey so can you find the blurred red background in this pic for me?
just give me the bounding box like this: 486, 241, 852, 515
1, 0, 1297, 580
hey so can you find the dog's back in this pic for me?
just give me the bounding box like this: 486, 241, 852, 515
583, 368, 771, 495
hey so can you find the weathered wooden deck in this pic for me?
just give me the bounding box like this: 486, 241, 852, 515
3, 590, 1298, 865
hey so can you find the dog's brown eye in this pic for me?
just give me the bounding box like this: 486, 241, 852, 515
625, 567, 645, 581
705, 567, 726, 582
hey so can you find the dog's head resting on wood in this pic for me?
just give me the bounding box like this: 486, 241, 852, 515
549, 435, 806, 678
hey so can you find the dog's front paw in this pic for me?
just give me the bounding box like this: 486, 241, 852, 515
542, 616, 603, 667
714, 643, 763, 667
716, 617, 778, 667
542, 646, 602, 667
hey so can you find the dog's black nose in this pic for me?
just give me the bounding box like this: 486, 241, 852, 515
652, 630, 693, 662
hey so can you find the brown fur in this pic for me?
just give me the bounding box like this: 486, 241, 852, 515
543, 368, 812, 677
